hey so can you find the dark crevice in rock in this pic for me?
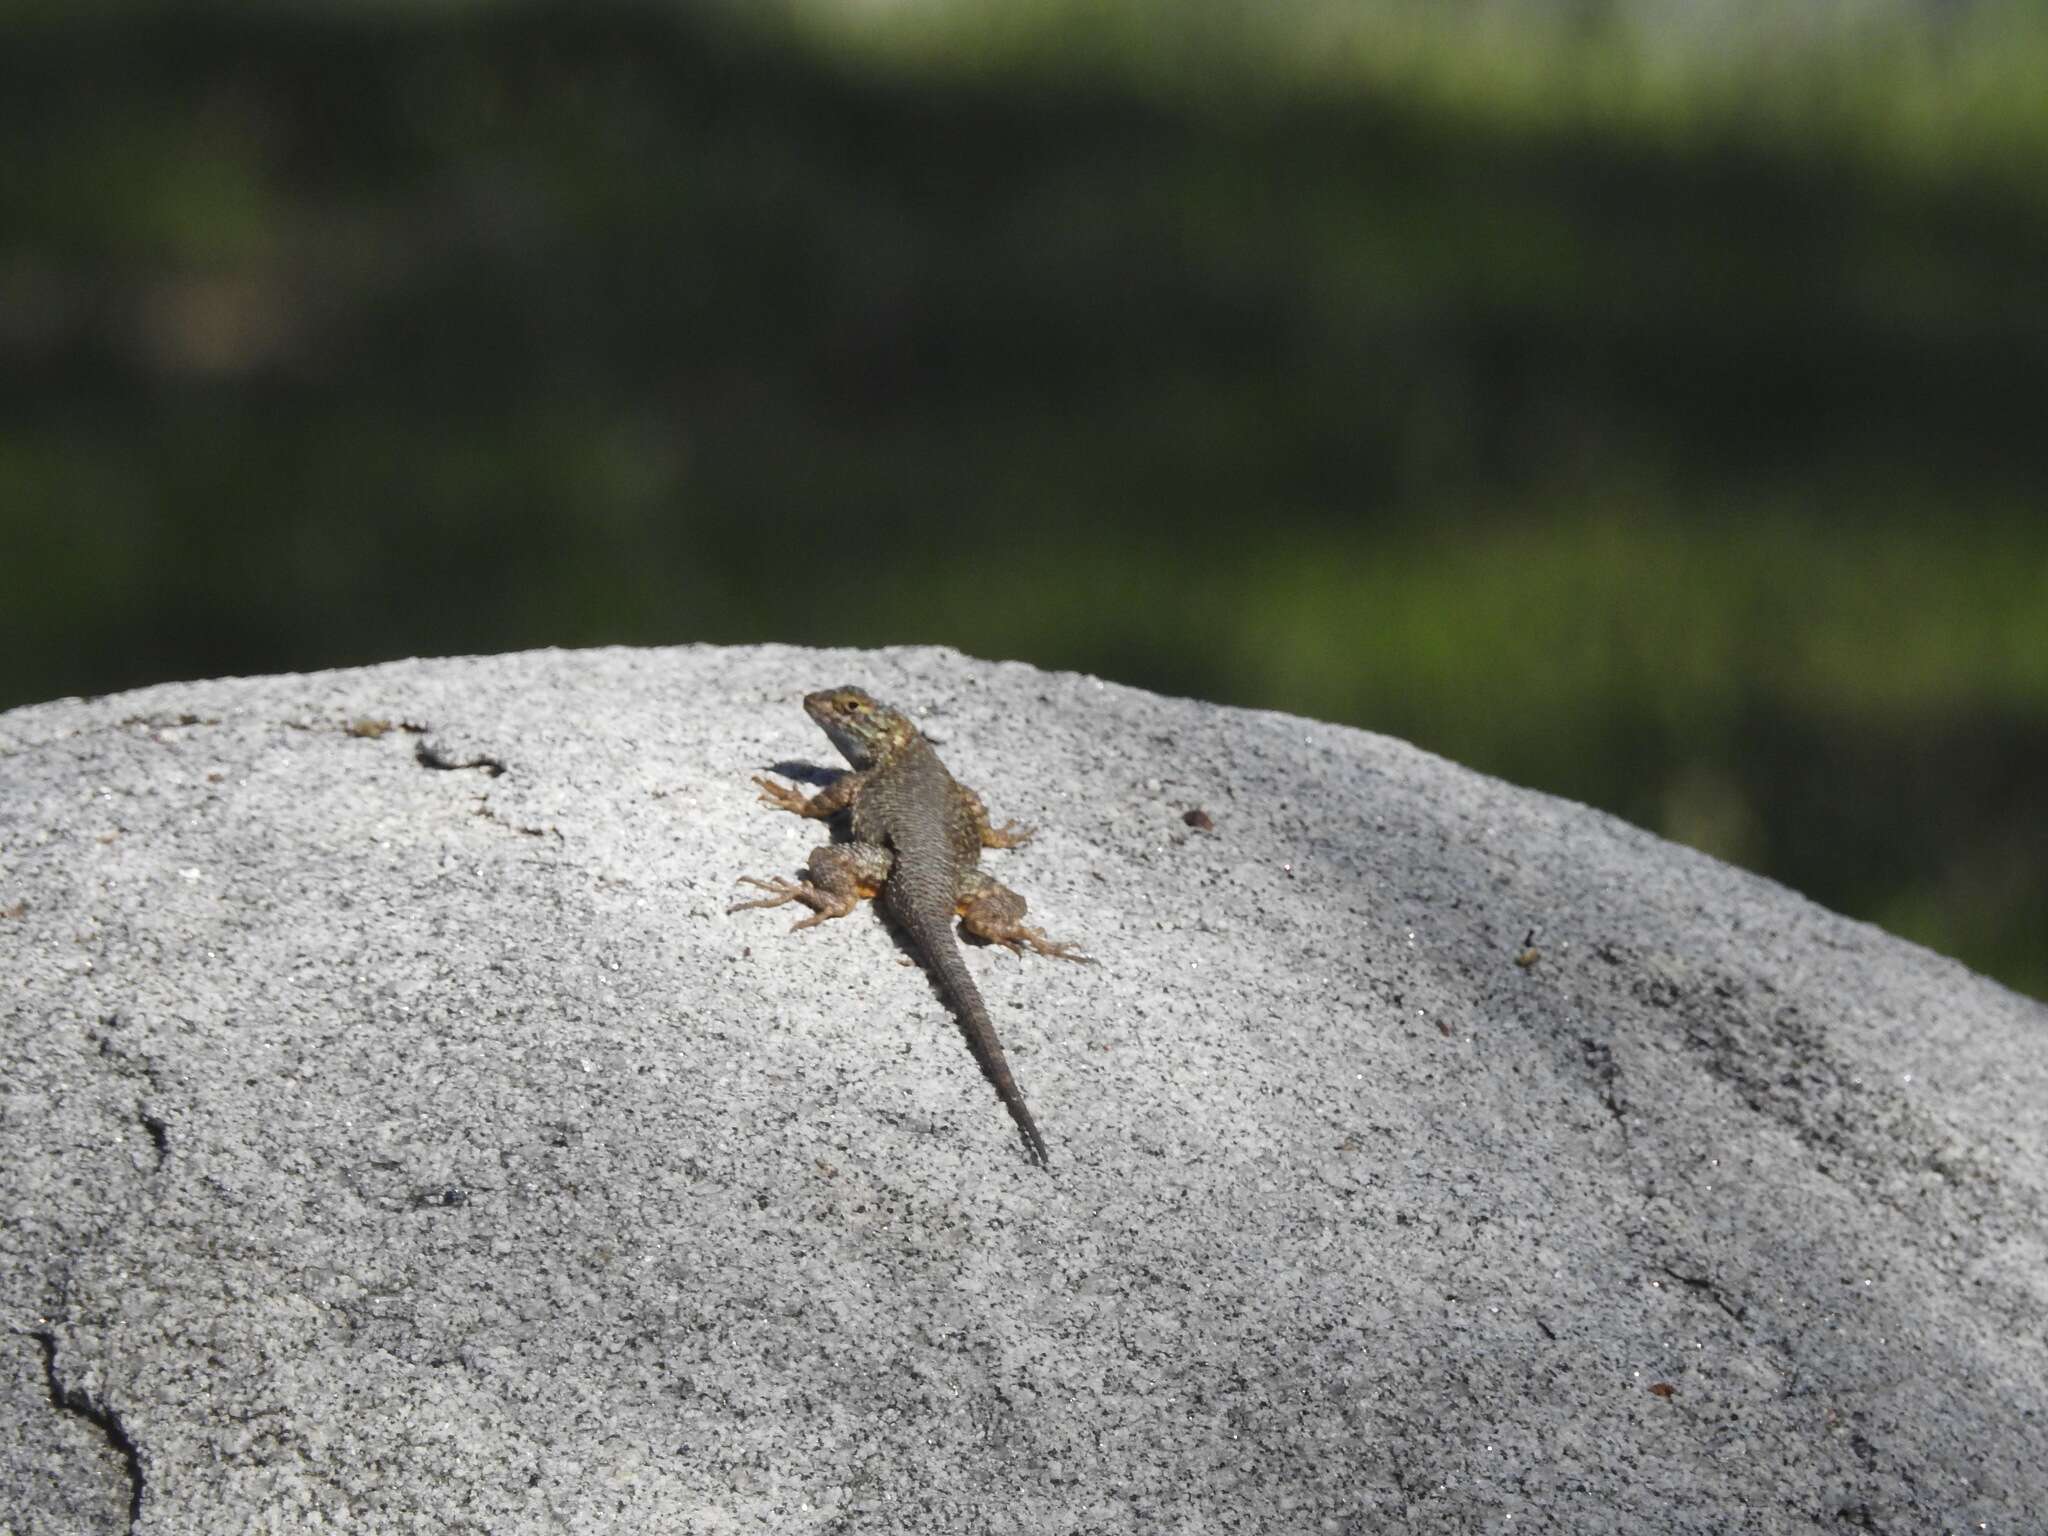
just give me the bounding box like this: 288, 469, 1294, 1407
1653, 1262, 1748, 1322
1575, 1033, 1647, 1200
138, 1107, 169, 1166
120, 712, 219, 731
2, 710, 219, 759
88, 1025, 174, 1175
90, 1025, 174, 1176
24, 1328, 145, 1529
1650, 964, 2041, 1244
1578, 1028, 1758, 1334
1578, 1036, 1626, 1132
471, 797, 558, 839
415, 740, 507, 776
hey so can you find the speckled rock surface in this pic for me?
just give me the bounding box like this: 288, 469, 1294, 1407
3, 645, 2043, 1533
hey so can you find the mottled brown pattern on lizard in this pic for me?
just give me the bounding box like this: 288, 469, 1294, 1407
729, 687, 1091, 1166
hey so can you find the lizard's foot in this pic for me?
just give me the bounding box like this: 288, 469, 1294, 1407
728, 876, 858, 929
728, 875, 805, 912
964, 786, 1037, 849
982, 819, 1037, 849
751, 776, 811, 816
990, 925, 1096, 964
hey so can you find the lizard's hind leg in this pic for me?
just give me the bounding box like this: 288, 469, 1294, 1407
732, 843, 894, 931
957, 871, 1094, 962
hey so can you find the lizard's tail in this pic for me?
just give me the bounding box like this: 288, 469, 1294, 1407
902, 913, 1051, 1168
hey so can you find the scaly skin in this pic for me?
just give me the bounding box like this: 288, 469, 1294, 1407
730, 687, 1091, 1167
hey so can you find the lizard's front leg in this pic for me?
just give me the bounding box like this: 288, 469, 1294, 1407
752, 770, 863, 820
730, 842, 894, 931
956, 870, 1094, 962
962, 786, 1036, 849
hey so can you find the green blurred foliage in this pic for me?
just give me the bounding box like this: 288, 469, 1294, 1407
2, 0, 2044, 995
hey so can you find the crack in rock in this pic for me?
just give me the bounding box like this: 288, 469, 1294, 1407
471, 797, 559, 840
23, 1328, 145, 1529
138, 1107, 170, 1167
1653, 1262, 1749, 1322
1577, 1025, 1755, 1327
415, 740, 507, 776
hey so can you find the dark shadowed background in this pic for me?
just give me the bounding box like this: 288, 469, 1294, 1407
4, 0, 2044, 996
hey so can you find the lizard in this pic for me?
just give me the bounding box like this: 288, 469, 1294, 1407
729, 686, 1091, 1167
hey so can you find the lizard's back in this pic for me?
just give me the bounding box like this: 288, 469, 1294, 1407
852, 736, 980, 923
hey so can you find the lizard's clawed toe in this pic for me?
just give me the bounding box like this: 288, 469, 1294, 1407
751, 776, 810, 814
1030, 935, 1096, 964
728, 875, 804, 913
975, 925, 1094, 963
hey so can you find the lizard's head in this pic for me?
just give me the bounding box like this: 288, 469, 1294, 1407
803, 686, 914, 768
